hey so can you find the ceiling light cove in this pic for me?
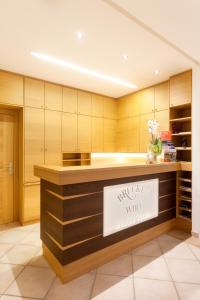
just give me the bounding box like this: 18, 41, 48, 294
31, 52, 137, 89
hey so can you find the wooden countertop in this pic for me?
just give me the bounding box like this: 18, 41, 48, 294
34, 161, 184, 185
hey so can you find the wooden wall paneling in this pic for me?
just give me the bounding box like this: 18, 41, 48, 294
92, 117, 103, 152
170, 70, 192, 107
117, 97, 129, 119
91, 94, 104, 117
154, 81, 169, 111
103, 119, 116, 152
128, 92, 141, 117
23, 183, 40, 223
24, 107, 45, 182
126, 116, 140, 152
78, 91, 92, 115
77, 115, 91, 152
45, 110, 62, 165
45, 83, 62, 111
62, 113, 77, 153
140, 112, 154, 152
155, 109, 169, 131
0, 71, 23, 106
24, 78, 44, 108
103, 98, 117, 119
117, 119, 128, 152
138, 87, 155, 114
62, 87, 77, 114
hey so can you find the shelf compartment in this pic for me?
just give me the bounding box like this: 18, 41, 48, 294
176, 147, 191, 151
178, 178, 192, 183
179, 207, 192, 213
179, 186, 192, 192
170, 117, 191, 123
177, 214, 192, 222
172, 132, 191, 136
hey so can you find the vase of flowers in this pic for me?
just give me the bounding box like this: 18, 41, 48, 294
147, 120, 162, 163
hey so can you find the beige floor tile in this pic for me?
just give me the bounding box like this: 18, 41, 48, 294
6, 266, 55, 298
133, 255, 171, 281
0, 263, 24, 294
19, 231, 42, 247
1, 296, 37, 300
0, 244, 14, 258
159, 240, 196, 260
189, 244, 200, 260
0, 244, 39, 265
157, 233, 181, 244
91, 274, 134, 300
186, 236, 200, 248
133, 240, 162, 257
0, 231, 29, 244
46, 272, 95, 300
97, 254, 133, 277
168, 229, 191, 241
28, 248, 50, 268
166, 258, 200, 284
14, 223, 39, 232
134, 278, 179, 300
175, 282, 200, 300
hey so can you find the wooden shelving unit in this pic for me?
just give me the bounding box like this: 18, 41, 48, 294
177, 170, 192, 223
62, 153, 91, 166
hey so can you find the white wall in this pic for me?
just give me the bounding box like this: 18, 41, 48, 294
192, 65, 200, 235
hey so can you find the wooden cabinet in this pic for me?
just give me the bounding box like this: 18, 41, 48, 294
140, 113, 154, 152
45, 110, 62, 165
62, 113, 77, 152
170, 70, 192, 107
92, 117, 103, 152
92, 94, 104, 117
103, 119, 116, 152
103, 98, 117, 119
0, 71, 23, 106
25, 78, 44, 108
155, 110, 169, 131
62, 87, 77, 113
78, 91, 92, 115
45, 83, 62, 111
128, 93, 140, 117
139, 87, 155, 114
23, 184, 40, 223
24, 107, 44, 183
155, 81, 169, 111
117, 97, 129, 119
77, 115, 91, 152
126, 117, 140, 152
117, 119, 127, 152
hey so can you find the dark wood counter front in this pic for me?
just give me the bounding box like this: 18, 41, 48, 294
35, 162, 179, 282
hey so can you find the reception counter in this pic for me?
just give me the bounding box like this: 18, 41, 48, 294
34, 162, 181, 282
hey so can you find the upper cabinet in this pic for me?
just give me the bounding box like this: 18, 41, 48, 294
78, 91, 92, 115
77, 115, 91, 152
103, 98, 117, 119
62, 113, 77, 152
103, 119, 116, 152
138, 87, 154, 114
62, 87, 77, 113
25, 78, 44, 108
170, 70, 192, 107
92, 117, 103, 152
128, 93, 140, 117
45, 83, 62, 111
92, 94, 104, 117
154, 81, 169, 111
0, 71, 23, 106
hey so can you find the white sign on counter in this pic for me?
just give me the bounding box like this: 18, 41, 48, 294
103, 178, 159, 237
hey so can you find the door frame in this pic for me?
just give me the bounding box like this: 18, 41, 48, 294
0, 105, 22, 223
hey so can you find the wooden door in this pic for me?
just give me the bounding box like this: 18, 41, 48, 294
24, 78, 44, 108
92, 117, 103, 152
62, 87, 77, 113
140, 113, 154, 152
170, 71, 192, 107
78, 91, 92, 115
0, 71, 23, 106
0, 112, 14, 224
62, 113, 77, 152
77, 115, 91, 152
139, 88, 155, 114
155, 81, 169, 111
92, 94, 104, 117
24, 107, 44, 182
45, 83, 62, 111
103, 98, 117, 119
103, 119, 116, 152
155, 110, 169, 132
45, 110, 62, 165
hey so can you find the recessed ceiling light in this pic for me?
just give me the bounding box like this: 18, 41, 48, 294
122, 54, 128, 61
154, 69, 160, 75
31, 52, 137, 89
76, 31, 85, 40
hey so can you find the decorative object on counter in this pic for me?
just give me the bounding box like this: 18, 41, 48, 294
146, 120, 162, 164
160, 131, 177, 162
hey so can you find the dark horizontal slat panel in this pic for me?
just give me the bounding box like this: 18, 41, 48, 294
45, 213, 103, 246
159, 180, 176, 197
159, 194, 176, 212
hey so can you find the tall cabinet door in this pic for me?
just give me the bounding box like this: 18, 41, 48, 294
45, 110, 62, 165
45, 83, 62, 111
92, 117, 103, 152
77, 115, 91, 152
140, 113, 154, 152
103, 119, 116, 152
154, 81, 169, 111
155, 110, 169, 131
24, 107, 44, 182
24, 78, 44, 108
62, 113, 77, 152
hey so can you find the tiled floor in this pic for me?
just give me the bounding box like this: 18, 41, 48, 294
1, 224, 200, 299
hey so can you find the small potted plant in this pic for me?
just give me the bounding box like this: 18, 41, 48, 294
147, 120, 162, 163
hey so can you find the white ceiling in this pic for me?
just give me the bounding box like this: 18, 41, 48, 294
0, 0, 196, 98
